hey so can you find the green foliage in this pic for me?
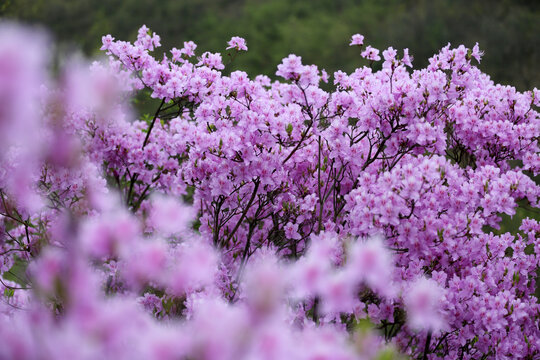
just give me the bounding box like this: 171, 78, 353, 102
2, 0, 538, 90
3, 257, 29, 287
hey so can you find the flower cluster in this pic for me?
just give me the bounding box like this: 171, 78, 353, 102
0, 23, 539, 359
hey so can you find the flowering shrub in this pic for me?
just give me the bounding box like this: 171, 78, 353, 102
0, 23, 539, 359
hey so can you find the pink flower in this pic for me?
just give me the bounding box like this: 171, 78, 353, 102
183, 41, 197, 57
167, 241, 217, 296
276, 54, 303, 81
80, 210, 139, 258
402, 48, 413, 67
345, 235, 395, 297
319, 271, 356, 315
101, 34, 115, 51
197, 51, 224, 70
226, 36, 248, 51
123, 240, 169, 286
361, 45, 381, 61
349, 33, 364, 46
404, 277, 447, 332
147, 194, 194, 237
471, 42, 484, 62
284, 222, 301, 240
244, 255, 285, 317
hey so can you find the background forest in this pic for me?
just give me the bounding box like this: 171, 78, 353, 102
2, 0, 539, 90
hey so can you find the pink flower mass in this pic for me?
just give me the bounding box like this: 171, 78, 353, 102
226, 36, 248, 51
0, 24, 539, 360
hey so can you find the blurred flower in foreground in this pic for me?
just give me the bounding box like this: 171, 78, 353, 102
404, 277, 447, 332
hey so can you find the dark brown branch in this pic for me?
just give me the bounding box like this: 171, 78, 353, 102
423, 330, 432, 360
143, 98, 166, 148
221, 179, 260, 248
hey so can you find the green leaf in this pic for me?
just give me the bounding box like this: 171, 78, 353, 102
4, 288, 14, 298
3, 257, 29, 286
512, 272, 520, 285
207, 123, 217, 133
286, 123, 293, 136
354, 318, 374, 333
437, 228, 444, 242
375, 347, 401, 360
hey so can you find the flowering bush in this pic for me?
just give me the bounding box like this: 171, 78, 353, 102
0, 23, 539, 359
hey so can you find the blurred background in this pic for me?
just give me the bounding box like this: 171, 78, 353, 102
1, 0, 539, 234
1, 0, 539, 91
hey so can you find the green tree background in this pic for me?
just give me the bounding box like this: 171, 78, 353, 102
2, 0, 539, 90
